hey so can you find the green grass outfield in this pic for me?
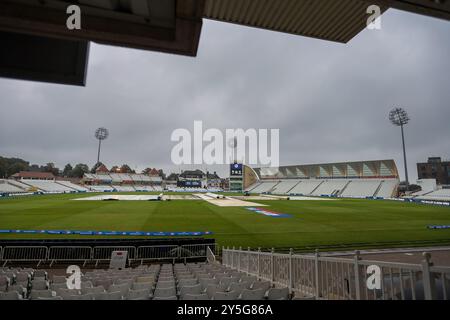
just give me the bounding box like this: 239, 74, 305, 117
1, 193, 450, 251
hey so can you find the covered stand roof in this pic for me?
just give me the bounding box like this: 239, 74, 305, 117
0, 0, 449, 86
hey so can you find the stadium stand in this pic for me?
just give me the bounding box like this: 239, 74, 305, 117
339, 179, 382, 198
167, 186, 222, 193
0, 263, 290, 300
375, 180, 399, 198
114, 186, 136, 192
82, 172, 163, 192
246, 160, 400, 199
134, 186, 154, 192
55, 181, 89, 192
89, 185, 115, 192
415, 189, 450, 201
0, 180, 24, 193
20, 180, 75, 193
250, 181, 279, 194
270, 180, 300, 194
289, 180, 323, 196
108, 173, 122, 183
5, 179, 31, 190
310, 180, 349, 196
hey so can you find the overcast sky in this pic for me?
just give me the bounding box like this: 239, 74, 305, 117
0, 9, 449, 180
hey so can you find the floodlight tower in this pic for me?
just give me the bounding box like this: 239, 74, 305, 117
228, 136, 238, 164
389, 108, 410, 187
95, 127, 109, 165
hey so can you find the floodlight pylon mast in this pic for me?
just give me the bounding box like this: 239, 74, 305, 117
400, 123, 408, 186
94, 127, 109, 166
389, 108, 410, 187
97, 139, 102, 164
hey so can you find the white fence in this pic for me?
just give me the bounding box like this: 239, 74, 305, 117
0, 243, 217, 266
222, 247, 450, 300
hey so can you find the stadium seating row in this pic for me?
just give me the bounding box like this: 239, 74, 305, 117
0, 263, 292, 300
415, 189, 450, 201
246, 178, 399, 198
0, 179, 164, 195
84, 173, 162, 183
167, 187, 223, 193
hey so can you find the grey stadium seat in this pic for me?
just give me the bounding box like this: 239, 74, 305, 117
213, 290, 239, 300
158, 276, 175, 282
156, 280, 176, 289
56, 288, 81, 299
52, 275, 67, 284
205, 284, 220, 299
30, 289, 54, 300
267, 287, 289, 300
8, 284, 27, 298
154, 287, 176, 298
251, 281, 271, 293
135, 276, 154, 283
199, 278, 218, 289
0, 291, 22, 300
50, 283, 68, 290
0, 275, 10, 291
33, 270, 48, 280
181, 293, 209, 300
31, 279, 49, 290
177, 278, 197, 288
132, 282, 153, 290
96, 291, 123, 300
179, 284, 202, 297
81, 281, 93, 288
153, 295, 177, 300
108, 283, 130, 296
81, 286, 105, 295
63, 293, 94, 300
228, 281, 252, 294
240, 275, 257, 283
15, 272, 31, 286
38, 296, 63, 300
218, 277, 235, 288
126, 288, 152, 300
94, 278, 112, 290
239, 288, 265, 300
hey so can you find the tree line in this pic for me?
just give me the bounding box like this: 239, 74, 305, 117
0, 156, 165, 179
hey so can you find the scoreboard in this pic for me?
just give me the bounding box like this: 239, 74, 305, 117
230, 163, 243, 176
229, 163, 243, 192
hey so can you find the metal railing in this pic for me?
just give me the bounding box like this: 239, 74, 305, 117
207, 246, 216, 264
48, 246, 92, 266
222, 247, 450, 300
1, 246, 48, 266
137, 245, 179, 262
0, 243, 216, 266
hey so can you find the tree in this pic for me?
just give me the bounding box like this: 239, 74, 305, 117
110, 166, 120, 173
72, 163, 89, 178
43, 162, 59, 176
29, 164, 41, 172
90, 162, 104, 174
120, 164, 134, 174
0, 156, 29, 178
62, 164, 73, 177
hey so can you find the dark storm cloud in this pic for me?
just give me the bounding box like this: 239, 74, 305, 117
0, 9, 449, 180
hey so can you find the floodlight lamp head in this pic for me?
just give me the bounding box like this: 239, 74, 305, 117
389, 107, 410, 126
95, 127, 109, 140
